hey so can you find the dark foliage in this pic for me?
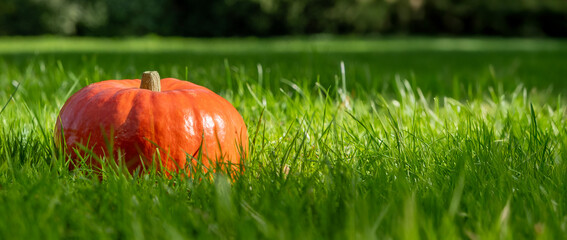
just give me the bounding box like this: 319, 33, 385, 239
0, 0, 565, 37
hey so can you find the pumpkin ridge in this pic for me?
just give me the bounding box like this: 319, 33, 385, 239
190, 96, 206, 168
157, 91, 188, 170
114, 90, 156, 168
106, 87, 138, 103
113, 88, 141, 135
82, 84, 126, 108
79, 87, 135, 136
64, 89, 109, 141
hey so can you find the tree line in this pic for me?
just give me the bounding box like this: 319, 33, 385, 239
1, 0, 565, 37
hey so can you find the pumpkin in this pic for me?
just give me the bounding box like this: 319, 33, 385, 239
54, 71, 248, 175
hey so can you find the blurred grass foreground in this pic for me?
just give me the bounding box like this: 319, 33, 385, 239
0, 0, 566, 37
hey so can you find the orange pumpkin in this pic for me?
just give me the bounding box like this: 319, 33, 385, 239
54, 71, 248, 175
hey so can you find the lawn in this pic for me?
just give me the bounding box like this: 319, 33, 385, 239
0, 37, 566, 239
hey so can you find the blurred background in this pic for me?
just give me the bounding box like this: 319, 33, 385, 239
0, 0, 566, 37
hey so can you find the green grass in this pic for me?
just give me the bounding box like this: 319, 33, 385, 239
1, 37, 566, 239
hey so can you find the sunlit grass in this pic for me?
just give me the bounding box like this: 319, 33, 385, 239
0, 37, 566, 239
0, 37, 566, 53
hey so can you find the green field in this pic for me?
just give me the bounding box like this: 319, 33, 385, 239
1, 37, 566, 239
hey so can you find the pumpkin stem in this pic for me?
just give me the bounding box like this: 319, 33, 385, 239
140, 71, 161, 92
